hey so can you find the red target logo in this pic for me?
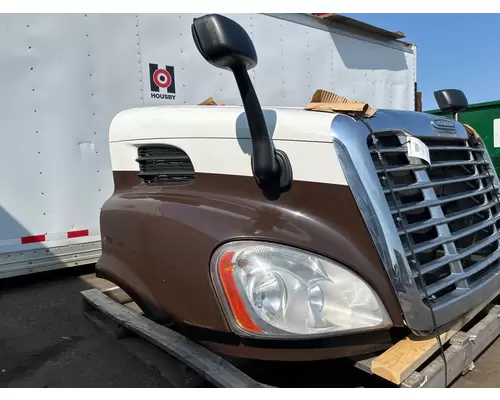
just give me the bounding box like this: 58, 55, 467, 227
153, 68, 172, 89
149, 64, 176, 94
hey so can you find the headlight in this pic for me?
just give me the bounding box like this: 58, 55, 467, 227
211, 241, 392, 338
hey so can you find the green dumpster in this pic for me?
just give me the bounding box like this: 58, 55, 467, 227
427, 100, 500, 176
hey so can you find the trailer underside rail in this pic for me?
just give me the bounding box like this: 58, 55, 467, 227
81, 288, 265, 388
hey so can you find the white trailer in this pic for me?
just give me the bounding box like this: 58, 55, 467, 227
0, 13, 417, 279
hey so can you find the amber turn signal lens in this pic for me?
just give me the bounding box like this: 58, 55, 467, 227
218, 251, 262, 333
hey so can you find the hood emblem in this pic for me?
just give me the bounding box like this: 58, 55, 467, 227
431, 119, 456, 133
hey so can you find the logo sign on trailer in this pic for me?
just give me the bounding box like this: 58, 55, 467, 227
149, 64, 176, 100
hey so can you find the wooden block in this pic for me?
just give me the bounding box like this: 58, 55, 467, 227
371, 293, 499, 385
102, 286, 134, 305
350, 354, 377, 374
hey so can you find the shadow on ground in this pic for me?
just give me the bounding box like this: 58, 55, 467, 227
0, 266, 169, 388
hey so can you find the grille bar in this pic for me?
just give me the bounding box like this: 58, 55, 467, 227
136, 155, 190, 162
399, 199, 500, 234
136, 145, 195, 183
385, 172, 491, 194
370, 145, 484, 154
419, 249, 500, 299
378, 159, 489, 174
408, 211, 500, 255
138, 169, 194, 177
416, 230, 500, 277
426, 145, 484, 152
391, 186, 494, 214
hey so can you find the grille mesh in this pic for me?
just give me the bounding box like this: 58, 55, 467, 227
368, 132, 500, 307
136, 145, 195, 183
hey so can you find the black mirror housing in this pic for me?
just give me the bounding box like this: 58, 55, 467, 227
192, 14, 257, 71
434, 89, 468, 114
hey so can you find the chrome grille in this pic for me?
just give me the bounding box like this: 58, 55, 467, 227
368, 132, 500, 308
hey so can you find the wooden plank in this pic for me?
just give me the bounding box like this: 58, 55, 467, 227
81, 288, 264, 388
465, 305, 500, 361
403, 335, 473, 388
84, 308, 131, 339
371, 292, 499, 385
120, 336, 208, 388
123, 301, 144, 314
402, 305, 500, 388
351, 354, 377, 375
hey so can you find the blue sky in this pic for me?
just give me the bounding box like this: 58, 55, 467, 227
344, 14, 500, 111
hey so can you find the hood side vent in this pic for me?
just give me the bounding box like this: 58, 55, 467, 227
136, 145, 195, 183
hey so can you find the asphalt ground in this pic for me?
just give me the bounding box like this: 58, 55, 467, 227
0, 266, 169, 388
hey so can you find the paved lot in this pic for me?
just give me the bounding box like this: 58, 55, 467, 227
0, 266, 169, 388
1, 265, 499, 388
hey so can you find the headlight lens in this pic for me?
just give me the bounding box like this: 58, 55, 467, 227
211, 241, 392, 338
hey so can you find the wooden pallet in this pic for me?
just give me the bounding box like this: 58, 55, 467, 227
83, 283, 500, 388
353, 295, 500, 388
81, 287, 266, 388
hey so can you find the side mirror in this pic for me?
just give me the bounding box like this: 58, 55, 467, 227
434, 89, 468, 121
191, 14, 257, 71
192, 14, 292, 197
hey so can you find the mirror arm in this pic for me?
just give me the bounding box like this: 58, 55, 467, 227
232, 65, 291, 193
